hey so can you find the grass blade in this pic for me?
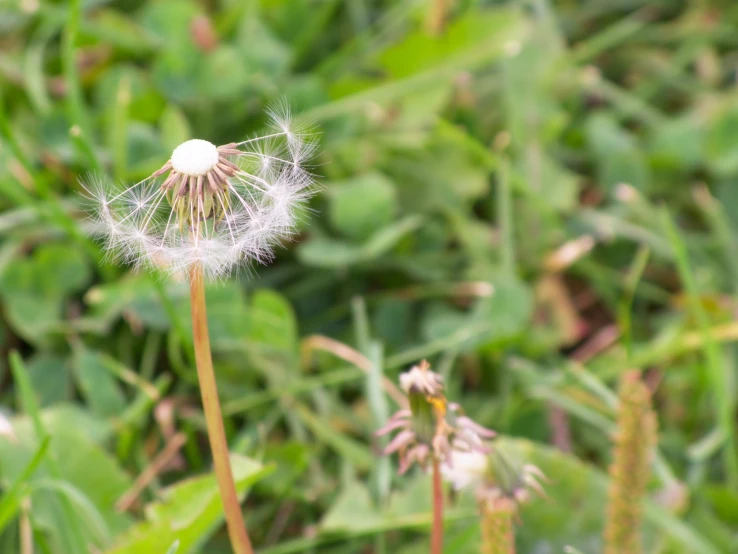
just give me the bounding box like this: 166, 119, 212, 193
0, 436, 50, 534
661, 209, 738, 487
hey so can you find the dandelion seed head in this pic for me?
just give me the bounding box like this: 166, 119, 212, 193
82, 107, 317, 280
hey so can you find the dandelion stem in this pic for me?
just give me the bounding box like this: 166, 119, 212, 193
189, 263, 254, 554
431, 459, 444, 554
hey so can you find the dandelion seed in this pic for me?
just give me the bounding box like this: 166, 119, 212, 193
82, 107, 317, 280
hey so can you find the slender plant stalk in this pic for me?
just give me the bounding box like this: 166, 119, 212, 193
496, 153, 515, 278
603, 370, 657, 554
426, 0, 451, 35
431, 459, 444, 554
20, 498, 33, 554
481, 501, 515, 554
662, 209, 738, 487
189, 263, 254, 554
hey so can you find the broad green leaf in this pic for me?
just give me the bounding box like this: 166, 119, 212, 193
95, 65, 165, 124
297, 215, 423, 268
295, 404, 373, 470
198, 283, 250, 345
649, 116, 705, 172
1, 291, 60, 343
255, 442, 311, 498
706, 105, 738, 176
472, 276, 533, 345
106, 455, 272, 554
320, 480, 384, 533
139, 0, 201, 50
377, 10, 523, 79
200, 46, 250, 101
235, 17, 291, 81
586, 112, 650, 193
0, 410, 133, 552
85, 274, 176, 332
0, 435, 50, 534
329, 172, 397, 241
160, 105, 192, 151
35, 244, 91, 296
25, 353, 71, 407
72, 349, 127, 418
296, 237, 364, 267
83, 9, 158, 56
0, 243, 90, 342
321, 473, 475, 535
140, 0, 203, 104
419, 277, 533, 352
246, 289, 298, 354
420, 302, 474, 344
461, 438, 720, 554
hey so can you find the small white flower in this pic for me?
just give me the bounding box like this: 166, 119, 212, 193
441, 447, 488, 490
82, 105, 316, 280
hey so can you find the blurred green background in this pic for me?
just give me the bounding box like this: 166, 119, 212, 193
2, 0, 738, 552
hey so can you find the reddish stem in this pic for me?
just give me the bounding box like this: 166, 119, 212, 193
431, 459, 444, 554
190, 264, 254, 554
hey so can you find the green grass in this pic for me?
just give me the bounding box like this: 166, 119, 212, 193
1, 0, 738, 552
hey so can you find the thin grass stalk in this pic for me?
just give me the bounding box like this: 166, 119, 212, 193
20, 498, 33, 554
189, 263, 253, 554
431, 459, 444, 554
496, 151, 515, 278
603, 370, 657, 554
480, 501, 515, 554
426, 0, 451, 35
662, 209, 738, 487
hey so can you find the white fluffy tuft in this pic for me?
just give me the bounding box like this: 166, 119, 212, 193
171, 139, 219, 176
82, 109, 317, 280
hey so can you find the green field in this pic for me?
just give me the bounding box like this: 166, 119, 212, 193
1, 0, 738, 552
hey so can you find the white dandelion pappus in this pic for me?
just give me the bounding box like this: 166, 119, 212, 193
82, 108, 316, 280
441, 447, 488, 490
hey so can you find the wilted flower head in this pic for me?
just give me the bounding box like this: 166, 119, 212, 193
83, 106, 316, 280
376, 360, 494, 474
399, 360, 445, 397
442, 445, 547, 510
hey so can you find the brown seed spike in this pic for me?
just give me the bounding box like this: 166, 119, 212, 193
219, 158, 241, 172
196, 174, 204, 199
161, 172, 177, 191
212, 165, 230, 183
206, 171, 220, 194
216, 162, 235, 177
152, 161, 172, 177
176, 173, 189, 197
